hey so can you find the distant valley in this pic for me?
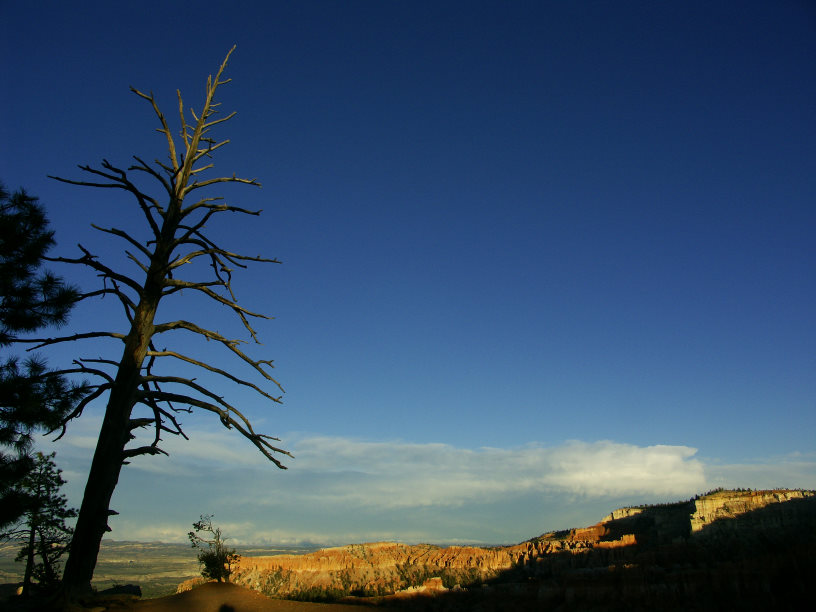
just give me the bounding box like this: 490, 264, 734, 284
0, 541, 314, 599
2, 488, 814, 608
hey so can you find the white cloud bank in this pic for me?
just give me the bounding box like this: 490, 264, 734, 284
37, 419, 815, 545
99, 425, 705, 507
273, 437, 706, 509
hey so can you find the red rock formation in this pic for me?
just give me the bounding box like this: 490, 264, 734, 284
197, 489, 814, 601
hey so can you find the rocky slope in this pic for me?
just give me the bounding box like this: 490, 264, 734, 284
179, 488, 814, 604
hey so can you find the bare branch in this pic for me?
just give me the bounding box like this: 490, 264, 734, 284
159, 281, 269, 341
135, 389, 290, 468
182, 174, 260, 197
125, 250, 150, 275
52, 384, 111, 440
153, 158, 179, 181
189, 163, 214, 175
75, 287, 137, 313
55, 361, 115, 385
153, 319, 244, 346
203, 112, 237, 130
168, 236, 236, 292
77, 357, 120, 368
145, 349, 284, 400
72, 282, 138, 325
165, 231, 280, 307
46, 244, 145, 294
90, 224, 153, 260
180, 199, 262, 218
178, 89, 191, 152
167, 245, 279, 272
128, 418, 154, 430
173, 45, 236, 197
189, 138, 231, 166
130, 87, 179, 173
49, 172, 122, 191
12, 331, 126, 351
50, 161, 163, 241
173, 206, 222, 244
142, 375, 234, 413
122, 445, 168, 459
130, 156, 173, 201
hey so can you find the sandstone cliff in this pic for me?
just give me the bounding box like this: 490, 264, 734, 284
689, 488, 812, 532
179, 488, 815, 604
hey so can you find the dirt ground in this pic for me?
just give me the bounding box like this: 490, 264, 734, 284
1, 582, 368, 612
116, 582, 364, 612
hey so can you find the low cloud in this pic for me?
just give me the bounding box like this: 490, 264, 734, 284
44, 418, 706, 508
49, 425, 706, 510
39, 423, 815, 544
273, 437, 706, 509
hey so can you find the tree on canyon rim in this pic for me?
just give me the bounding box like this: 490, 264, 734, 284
19, 47, 291, 596
8, 452, 76, 596
1, 183, 86, 532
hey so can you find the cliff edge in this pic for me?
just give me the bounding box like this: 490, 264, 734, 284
178, 488, 814, 603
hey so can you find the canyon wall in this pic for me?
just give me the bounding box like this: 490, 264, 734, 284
689, 489, 812, 532
179, 489, 815, 601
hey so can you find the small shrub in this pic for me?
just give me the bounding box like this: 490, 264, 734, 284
188, 514, 239, 582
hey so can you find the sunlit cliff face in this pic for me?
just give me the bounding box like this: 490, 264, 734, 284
174, 489, 815, 603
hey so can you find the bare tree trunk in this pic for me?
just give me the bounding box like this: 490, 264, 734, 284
37, 525, 56, 585
60, 394, 131, 595
21, 516, 36, 596
62, 300, 160, 595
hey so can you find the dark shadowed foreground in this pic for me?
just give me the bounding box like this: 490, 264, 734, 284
119, 582, 359, 612
0, 582, 362, 612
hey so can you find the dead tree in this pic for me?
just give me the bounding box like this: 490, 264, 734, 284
20, 47, 291, 596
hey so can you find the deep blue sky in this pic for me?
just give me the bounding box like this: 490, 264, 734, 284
2, 1, 815, 544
